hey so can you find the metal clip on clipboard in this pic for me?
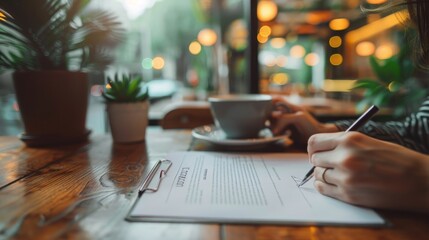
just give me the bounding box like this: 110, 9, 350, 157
138, 159, 172, 196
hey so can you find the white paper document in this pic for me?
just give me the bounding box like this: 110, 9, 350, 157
128, 151, 386, 226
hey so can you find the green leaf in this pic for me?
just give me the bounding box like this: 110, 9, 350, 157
352, 78, 382, 90
369, 56, 401, 83
399, 58, 414, 80
388, 81, 402, 92
0, 0, 124, 71
102, 74, 148, 103
65, 0, 91, 23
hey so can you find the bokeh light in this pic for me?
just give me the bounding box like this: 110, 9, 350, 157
276, 55, 288, 67
329, 36, 342, 48
142, 58, 153, 69
290, 45, 306, 58
270, 38, 286, 49
227, 20, 248, 51
329, 18, 350, 31
356, 41, 376, 56
257, 1, 278, 22
259, 25, 272, 38
375, 45, 394, 59
198, 28, 217, 46
189, 41, 202, 55
330, 54, 343, 66
271, 73, 289, 85
305, 53, 320, 66
257, 34, 268, 43
259, 51, 277, 67
152, 56, 165, 70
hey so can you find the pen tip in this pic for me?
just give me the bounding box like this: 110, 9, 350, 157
298, 176, 311, 187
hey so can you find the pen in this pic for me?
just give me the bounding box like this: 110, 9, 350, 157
297, 105, 379, 187
138, 159, 172, 196
138, 160, 160, 196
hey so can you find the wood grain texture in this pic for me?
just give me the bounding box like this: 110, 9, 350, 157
0, 129, 218, 240
1, 128, 428, 240
0, 137, 91, 189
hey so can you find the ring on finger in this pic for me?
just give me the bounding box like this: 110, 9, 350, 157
322, 168, 330, 184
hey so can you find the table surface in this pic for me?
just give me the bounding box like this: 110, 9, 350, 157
1, 128, 428, 240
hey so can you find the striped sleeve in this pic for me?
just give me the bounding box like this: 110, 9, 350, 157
334, 98, 429, 154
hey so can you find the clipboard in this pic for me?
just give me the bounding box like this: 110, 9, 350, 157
126, 159, 172, 222
126, 151, 387, 226
138, 159, 172, 196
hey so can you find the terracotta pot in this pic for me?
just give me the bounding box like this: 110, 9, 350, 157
106, 101, 149, 143
13, 71, 90, 147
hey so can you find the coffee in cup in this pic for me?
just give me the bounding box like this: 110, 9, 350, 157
208, 94, 272, 139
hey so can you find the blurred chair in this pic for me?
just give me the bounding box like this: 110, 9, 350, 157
159, 101, 214, 129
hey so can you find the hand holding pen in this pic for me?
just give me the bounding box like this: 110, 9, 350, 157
298, 105, 379, 187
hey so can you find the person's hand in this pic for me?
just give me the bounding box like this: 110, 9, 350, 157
270, 97, 338, 145
307, 131, 429, 213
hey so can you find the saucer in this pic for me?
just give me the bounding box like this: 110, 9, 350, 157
192, 125, 287, 147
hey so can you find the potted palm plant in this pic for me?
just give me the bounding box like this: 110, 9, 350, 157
0, 0, 123, 147
102, 74, 149, 143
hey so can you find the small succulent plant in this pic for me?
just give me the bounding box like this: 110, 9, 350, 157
102, 74, 149, 103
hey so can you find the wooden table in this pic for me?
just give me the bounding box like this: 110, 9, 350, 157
1, 128, 428, 239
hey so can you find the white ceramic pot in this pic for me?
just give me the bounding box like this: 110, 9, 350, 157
106, 101, 149, 143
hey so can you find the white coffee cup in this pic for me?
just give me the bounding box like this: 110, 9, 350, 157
208, 94, 272, 139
